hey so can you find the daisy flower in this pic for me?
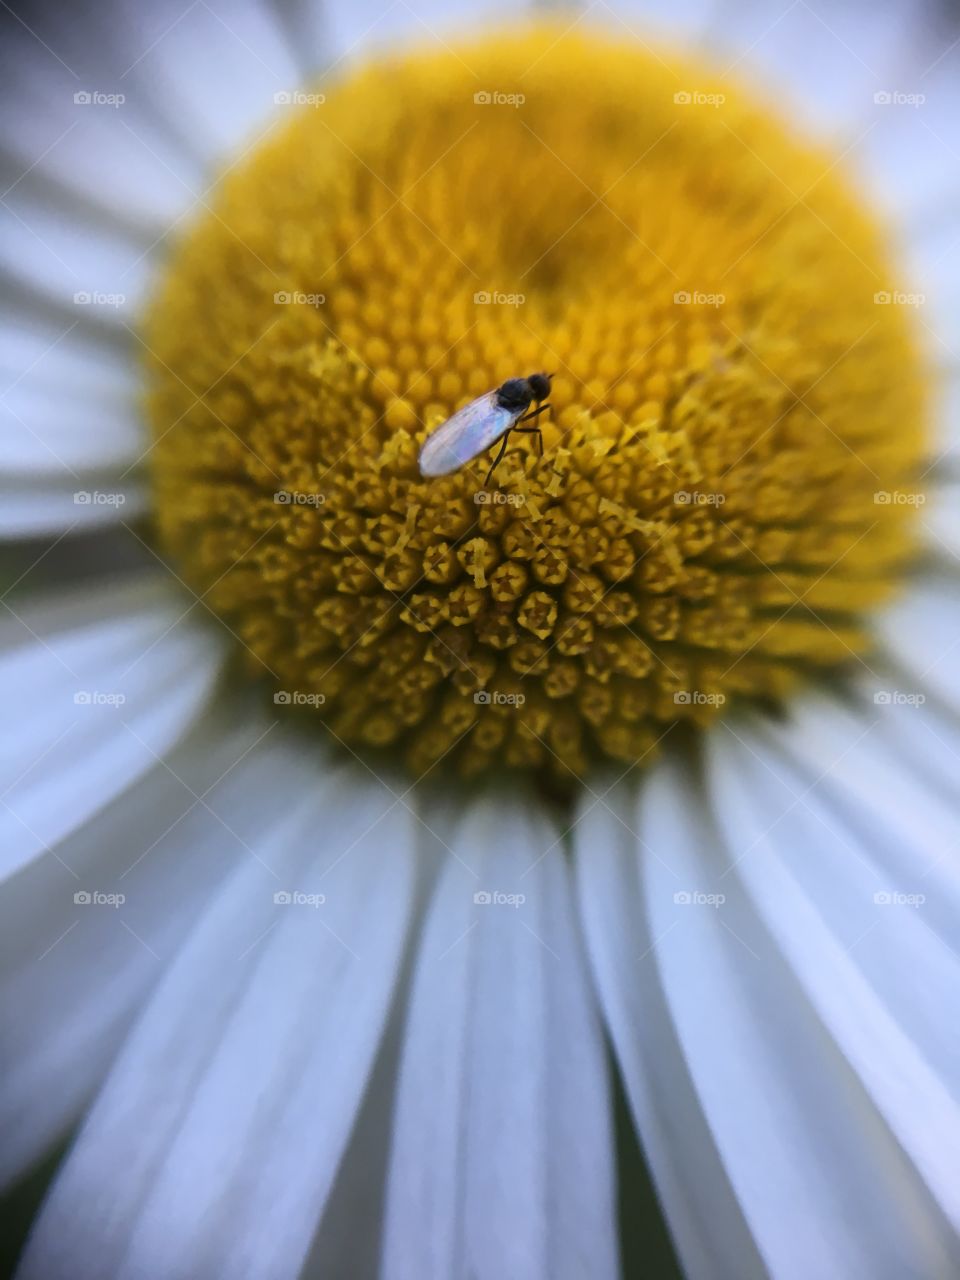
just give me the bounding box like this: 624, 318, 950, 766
2, 1, 959, 1276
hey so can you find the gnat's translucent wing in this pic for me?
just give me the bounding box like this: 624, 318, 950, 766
418, 392, 517, 477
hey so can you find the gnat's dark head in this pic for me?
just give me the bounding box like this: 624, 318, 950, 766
526, 372, 552, 402
496, 372, 552, 411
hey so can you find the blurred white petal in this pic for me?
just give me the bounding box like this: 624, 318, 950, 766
18, 766, 421, 1280
0, 575, 223, 876
876, 569, 960, 714
382, 790, 617, 1280
709, 713, 960, 1224
577, 746, 960, 1278
0, 709, 305, 1183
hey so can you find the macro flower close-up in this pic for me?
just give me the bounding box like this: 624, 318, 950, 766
2, 1, 959, 1277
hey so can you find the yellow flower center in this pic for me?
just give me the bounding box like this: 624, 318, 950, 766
144, 28, 927, 779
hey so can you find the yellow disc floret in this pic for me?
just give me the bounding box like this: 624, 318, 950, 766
144, 28, 928, 778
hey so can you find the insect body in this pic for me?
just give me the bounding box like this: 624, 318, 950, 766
418, 372, 552, 484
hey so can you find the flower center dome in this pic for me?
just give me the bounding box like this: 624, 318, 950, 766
144, 29, 927, 778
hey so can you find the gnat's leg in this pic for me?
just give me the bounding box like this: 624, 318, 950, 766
484, 430, 512, 486
512, 425, 544, 457
517, 401, 551, 426
512, 400, 550, 464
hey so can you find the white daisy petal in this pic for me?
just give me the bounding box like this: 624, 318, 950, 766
0, 317, 138, 400
0, 16, 207, 231
703, 0, 919, 137
18, 766, 420, 1280
875, 569, 960, 713
922, 482, 960, 557
0, 317, 146, 525
321, 0, 510, 71
268, 0, 333, 81
1, 187, 155, 333
930, 370, 960, 467
860, 62, 960, 229
578, 749, 960, 1278
298, 985, 412, 1278
575, 776, 767, 1280
0, 480, 145, 537
849, 664, 960, 802
709, 714, 960, 1225
1, 575, 223, 877
109, 0, 302, 164
608, 0, 718, 43
0, 0, 304, 340
382, 789, 618, 1280
0, 707, 295, 1185
732, 690, 960, 990
901, 223, 960, 363
0, 381, 142, 478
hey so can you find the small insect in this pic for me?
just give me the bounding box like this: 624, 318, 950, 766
419, 372, 553, 485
